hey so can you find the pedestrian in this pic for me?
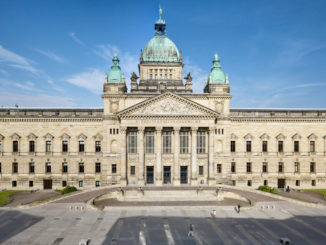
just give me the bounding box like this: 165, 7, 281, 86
188, 223, 194, 237
237, 204, 241, 213
211, 209, 216, 218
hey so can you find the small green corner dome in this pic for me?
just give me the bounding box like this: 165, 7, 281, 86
143, 35, 180, 63
208, 53, 226, 83
107, 54, 122, 83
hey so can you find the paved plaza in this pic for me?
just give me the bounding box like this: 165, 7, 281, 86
0, 198, 326, 245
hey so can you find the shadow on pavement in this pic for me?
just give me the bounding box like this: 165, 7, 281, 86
0, 210, 43, 244
101, 215, 326, 245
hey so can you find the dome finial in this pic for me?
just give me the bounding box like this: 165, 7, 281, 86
155, 5, 166, 35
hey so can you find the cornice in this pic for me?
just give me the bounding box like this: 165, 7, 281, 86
231, 117, 326, 123
0, 118, 103, 123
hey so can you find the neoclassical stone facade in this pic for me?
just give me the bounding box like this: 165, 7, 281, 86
0, 9, 326, 190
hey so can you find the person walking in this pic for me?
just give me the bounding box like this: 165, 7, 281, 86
237, 204, 241, 213
211, 209, 216, 218
188, 223, 194, 237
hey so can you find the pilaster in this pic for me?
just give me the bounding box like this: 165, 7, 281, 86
155, 126, 162, 185
173, 127, 180, 186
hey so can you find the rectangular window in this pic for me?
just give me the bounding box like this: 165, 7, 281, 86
246, 162, 252, 173
278, 162, 284, 173
128, 131, 137, 153
96, 180, 100, 187
0, 162, 1, 173
112, 164, 117, 174
95, 162, 101, 173
310, 162, 315, 173
262, 162, 268, 173
278, 141, 283, 153
165, 74, 167, 79
247, 180, 252, 186
162, 131, 172, 153
230, 141, 236, 152
62, 181, 67, 187
197, 131, 206, 153
12, 162, 18, 173
79, 180, 83, 187
155, 74, 157, 79
95, 141, 101, 152
79, 141, 85, 152
231, 162, 236, 173
62, 141, 68, 152
312, 180, 316, 186
46, 162, 51, 173
232, 180, 236, 186
310, 141, 315, 153
79, 162, 84, 173
0, 141, 2, 152
216, 164, 222, 173
150, 74, 153, 79
199, 165, 204, 175
145, 131, 154, 153
46, 141, 51, 152
169, 74, 172, 80
13, 140, 18, 152
264, 180, 268, 186
246, 141, 251, 152
296, 180, 300, 186
62, 162, 68, 173
294, 141, 299, 152
29, 180, 33, 187
29, 141, 35, 153
180, 131, 189, 153
12, 181, 17, 187
294, 162, 300, 173
262, 141, 268, 152
130, 166, 135, 176
29, 162, 35, 173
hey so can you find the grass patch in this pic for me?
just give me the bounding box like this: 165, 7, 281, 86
56, 186, 77, 195
301, 189, 326, 199
0, 190, 28, 206
258, 185, 278, 194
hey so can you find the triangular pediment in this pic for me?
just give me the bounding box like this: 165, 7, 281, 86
93, 133, 103, 140
276, 133, 286, 140
27, 133, 38, 139
77, 133, 87, 140
230, 133, 238, 140
292, 133, 301, 140
117, 92, 219, 118
43, 133, 54, 140
260, 133, 270, 140
244, 133, 254, 140
60, 133, 71, 140
308, 133, 317, 140
10, 133, 21, 139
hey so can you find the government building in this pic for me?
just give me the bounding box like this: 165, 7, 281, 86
0, 9, 325, 190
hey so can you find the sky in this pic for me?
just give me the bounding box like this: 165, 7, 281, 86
0, 0, 326, 108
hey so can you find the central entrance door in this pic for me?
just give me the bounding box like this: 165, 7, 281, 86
146, 166, 154, 184
43, 179, 52, 189
278, 179, 285, 188
180, 166, 188, 184
163, 166, 171, 184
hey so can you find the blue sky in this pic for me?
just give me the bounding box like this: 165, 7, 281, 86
0, 0, 326, 108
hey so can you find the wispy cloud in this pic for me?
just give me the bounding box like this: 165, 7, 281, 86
0, 78, 38, 92
183, 57, 208, 93
0, 91, 76, 107
0, 69, 8, 75
35, 49, 66, 63
0, 45, 39, 74
69, 32, 84, 46
66, 68, 104, 94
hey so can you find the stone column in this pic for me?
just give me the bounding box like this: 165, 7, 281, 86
191, 127, 197, 185
173, 127, 180, 185
155, 126, 162, 185
208, 127, 215, 185
138, 127, 145, 185
120, 126, 127, 186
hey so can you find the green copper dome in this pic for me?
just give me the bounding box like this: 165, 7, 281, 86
207, 53, 226, 83
142, 7, 180, 63
107, 53, 123, 83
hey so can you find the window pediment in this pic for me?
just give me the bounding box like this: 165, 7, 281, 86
10, 133, 21, 140
27, 133, 38, 140
93, 133, 103, 140
230, 133, 238, 140
308, 133, 317, 140
43, 133, 54, 140
292, 133, 301, 140
60, 133, 71, 140
78, 133, 87, 140
244, 133, 254, 140
260, 133, 270, 140
276, 133, 286, 140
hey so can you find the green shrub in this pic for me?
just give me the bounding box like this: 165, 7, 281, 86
57, 186, 77, 195
258, 185, 278, 194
